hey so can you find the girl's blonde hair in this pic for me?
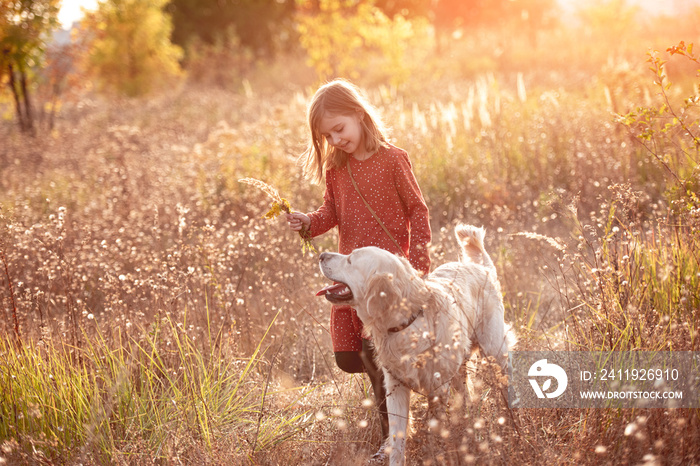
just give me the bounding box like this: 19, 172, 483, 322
300, 79, 388, 184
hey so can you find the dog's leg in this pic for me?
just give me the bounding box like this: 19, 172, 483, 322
360, 339, 389, 443
384, 370, 410, 466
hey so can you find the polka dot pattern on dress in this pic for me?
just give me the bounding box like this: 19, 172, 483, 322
307, 143, 432, 352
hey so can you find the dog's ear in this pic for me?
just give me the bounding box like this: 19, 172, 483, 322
365, 273, 401, 318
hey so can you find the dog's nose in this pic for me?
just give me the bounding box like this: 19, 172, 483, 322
319, 252, 330, 263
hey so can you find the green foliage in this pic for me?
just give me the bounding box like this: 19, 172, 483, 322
183, 29, 254, 88
81, 0, 183, 97
0, 0, 60, 132
617, 41, 699, 214
168, 0, 296, 60
570, 0, 642, 66
373, 0, 431, 17
297, 0, 430, 85
0, 0, 59, 68
578, 0, 640, 36
0, 312, 314, 462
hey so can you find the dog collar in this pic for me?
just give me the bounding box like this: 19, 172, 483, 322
388, 309, 424, 334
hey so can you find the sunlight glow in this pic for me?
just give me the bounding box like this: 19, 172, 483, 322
58, 0, 98, 28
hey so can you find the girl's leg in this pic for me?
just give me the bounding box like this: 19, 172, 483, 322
333, 344, 389, 442
334, 351, 365, 374
359, 339, 389, 442
331, 307, 388, 442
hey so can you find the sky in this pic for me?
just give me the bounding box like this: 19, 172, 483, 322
558, 0, 689, 16
58, 0, 98, 28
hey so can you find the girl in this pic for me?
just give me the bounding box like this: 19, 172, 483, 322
286, 79, 431, 448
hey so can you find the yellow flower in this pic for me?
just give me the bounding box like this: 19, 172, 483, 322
239, 178, 316, 254
263, 198, 291, 220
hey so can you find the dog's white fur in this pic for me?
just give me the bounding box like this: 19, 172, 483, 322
318, 224, 513, 466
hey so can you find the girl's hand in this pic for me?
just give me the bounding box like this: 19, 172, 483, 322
285, 212, 310, 232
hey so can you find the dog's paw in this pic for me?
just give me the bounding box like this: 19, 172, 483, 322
367, 448, 388, 464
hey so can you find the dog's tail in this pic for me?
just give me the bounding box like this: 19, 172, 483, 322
454, 224, 496, 273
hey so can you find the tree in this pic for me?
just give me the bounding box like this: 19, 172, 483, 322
296, 0, 429, 85
80, 0, 183, 97
433, 0, 508, 31
513, 0, 558, 47
432, 0, 558, 51
373, 0, 431, 18
167, 0, 296, 59
578, 0, 639, 52
618, 42, 699, 212
0, 0, 60, 134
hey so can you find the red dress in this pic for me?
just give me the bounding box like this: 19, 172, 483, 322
308, 143, 432, 352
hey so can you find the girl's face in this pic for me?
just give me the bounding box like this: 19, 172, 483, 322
318, 111, 365, 158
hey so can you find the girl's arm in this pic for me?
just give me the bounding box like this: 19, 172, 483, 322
394, 150, 432, 274
306, 172, 339, 238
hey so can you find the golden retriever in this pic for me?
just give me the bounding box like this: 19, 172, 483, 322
317, 224, 513, 466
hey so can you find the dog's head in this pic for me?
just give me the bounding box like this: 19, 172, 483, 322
317, 247, 429, 328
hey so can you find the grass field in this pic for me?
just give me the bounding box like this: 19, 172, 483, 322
1, 14, 700, 464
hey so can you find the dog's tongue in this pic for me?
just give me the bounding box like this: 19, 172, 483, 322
316, 283, 349, 297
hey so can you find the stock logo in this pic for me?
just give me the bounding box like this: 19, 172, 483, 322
528, 359, 568, 399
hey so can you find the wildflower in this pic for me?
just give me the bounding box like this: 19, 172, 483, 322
239, 177, 316, 253
511, 231, 566, 252
264, 198, 292, 220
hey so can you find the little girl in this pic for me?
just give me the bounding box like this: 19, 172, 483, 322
286, 79, 431, 448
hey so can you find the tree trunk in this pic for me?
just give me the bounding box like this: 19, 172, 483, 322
7, 63, 27, 132
18, 64, 35, 136
7, 62, 35, 135
48, 81, 60, 130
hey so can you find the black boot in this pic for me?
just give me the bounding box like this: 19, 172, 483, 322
360, 339, 389, 443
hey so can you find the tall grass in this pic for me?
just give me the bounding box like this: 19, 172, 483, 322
509, 188, 699, 351
564, 201, 699, 352
0, 308, 314, 463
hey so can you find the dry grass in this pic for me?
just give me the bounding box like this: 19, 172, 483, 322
1, 39, 699, 464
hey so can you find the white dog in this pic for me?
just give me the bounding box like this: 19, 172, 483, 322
317, 224, 513, 466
